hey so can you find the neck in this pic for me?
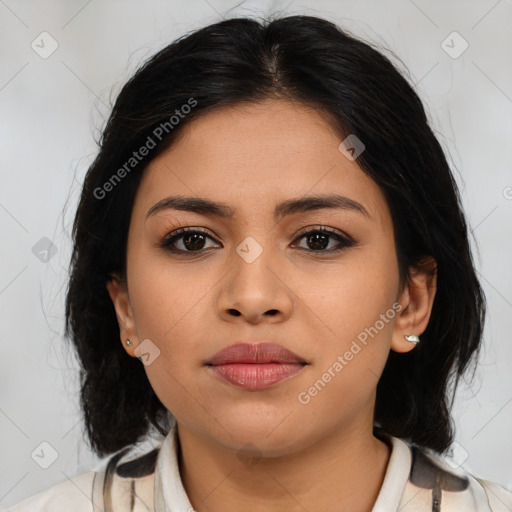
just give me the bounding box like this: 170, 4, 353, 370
176, 422, 391, 512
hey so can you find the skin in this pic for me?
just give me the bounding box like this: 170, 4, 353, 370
107, 98, 437, 512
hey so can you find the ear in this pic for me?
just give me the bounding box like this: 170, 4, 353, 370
391, 256, 437, 353
106, 273, 138, 357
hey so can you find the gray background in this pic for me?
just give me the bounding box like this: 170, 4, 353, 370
1, 0, 511, 507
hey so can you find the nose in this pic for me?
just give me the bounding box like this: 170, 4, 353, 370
216, 245, 294, 325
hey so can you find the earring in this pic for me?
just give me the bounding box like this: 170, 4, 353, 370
405, 335, 420, 345
126, 339, 132, 346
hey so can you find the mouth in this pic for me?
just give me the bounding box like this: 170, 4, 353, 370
205, 341, 309, 391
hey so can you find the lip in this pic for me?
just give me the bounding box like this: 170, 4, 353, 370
206, 342, 307, 366
205, 342, 308, 391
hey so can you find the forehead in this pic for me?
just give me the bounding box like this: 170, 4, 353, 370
133, 99, 390, 227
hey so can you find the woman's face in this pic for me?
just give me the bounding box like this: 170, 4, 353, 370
108, 98, 429, 456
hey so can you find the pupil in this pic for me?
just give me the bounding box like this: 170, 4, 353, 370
184, 233, 205, 251
307, 232, 328, 250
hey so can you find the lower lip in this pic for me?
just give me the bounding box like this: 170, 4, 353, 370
207, 363, 306, 390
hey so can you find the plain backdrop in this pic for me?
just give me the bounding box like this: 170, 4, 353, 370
1, 0, 511, 508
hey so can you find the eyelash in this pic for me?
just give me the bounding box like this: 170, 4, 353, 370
157, 225, 356, 256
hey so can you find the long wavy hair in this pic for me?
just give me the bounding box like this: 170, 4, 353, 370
65, 14, 485, 457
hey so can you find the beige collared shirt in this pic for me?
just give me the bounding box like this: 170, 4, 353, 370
5, 424, 512, 511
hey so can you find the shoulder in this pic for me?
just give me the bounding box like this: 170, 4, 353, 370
402, 443, 512, 511
471, 476, 512, 511
4, 444, 161, 512
3, 471, 97, 512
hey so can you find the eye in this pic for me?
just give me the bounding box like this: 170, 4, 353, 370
291, 225, 355, 253
158, 225, 356, 255
158, 227, 220, 253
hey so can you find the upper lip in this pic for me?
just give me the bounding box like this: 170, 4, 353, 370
206, 342, 308, 366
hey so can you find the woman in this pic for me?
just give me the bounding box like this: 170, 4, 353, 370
7, 14, 512, 512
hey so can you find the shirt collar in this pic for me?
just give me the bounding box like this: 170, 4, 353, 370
371, 429, 413, 511
154, 422, 192, 511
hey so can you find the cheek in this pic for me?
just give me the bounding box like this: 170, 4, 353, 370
312, 244, 399, 338
303, 244, 399, 394
126, 252, 223, 391
126, 262, 209, 418
128, 239, 206, 331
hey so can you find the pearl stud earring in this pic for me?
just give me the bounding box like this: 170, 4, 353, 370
405, 335, 420, 345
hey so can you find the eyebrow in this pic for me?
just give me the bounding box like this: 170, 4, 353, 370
145, 194, 370, 221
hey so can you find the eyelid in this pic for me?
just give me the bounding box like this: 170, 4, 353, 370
292, 223, 352, 240
158, 226, 218, 245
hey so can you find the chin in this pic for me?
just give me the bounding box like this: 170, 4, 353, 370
210, 419, 308, 458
